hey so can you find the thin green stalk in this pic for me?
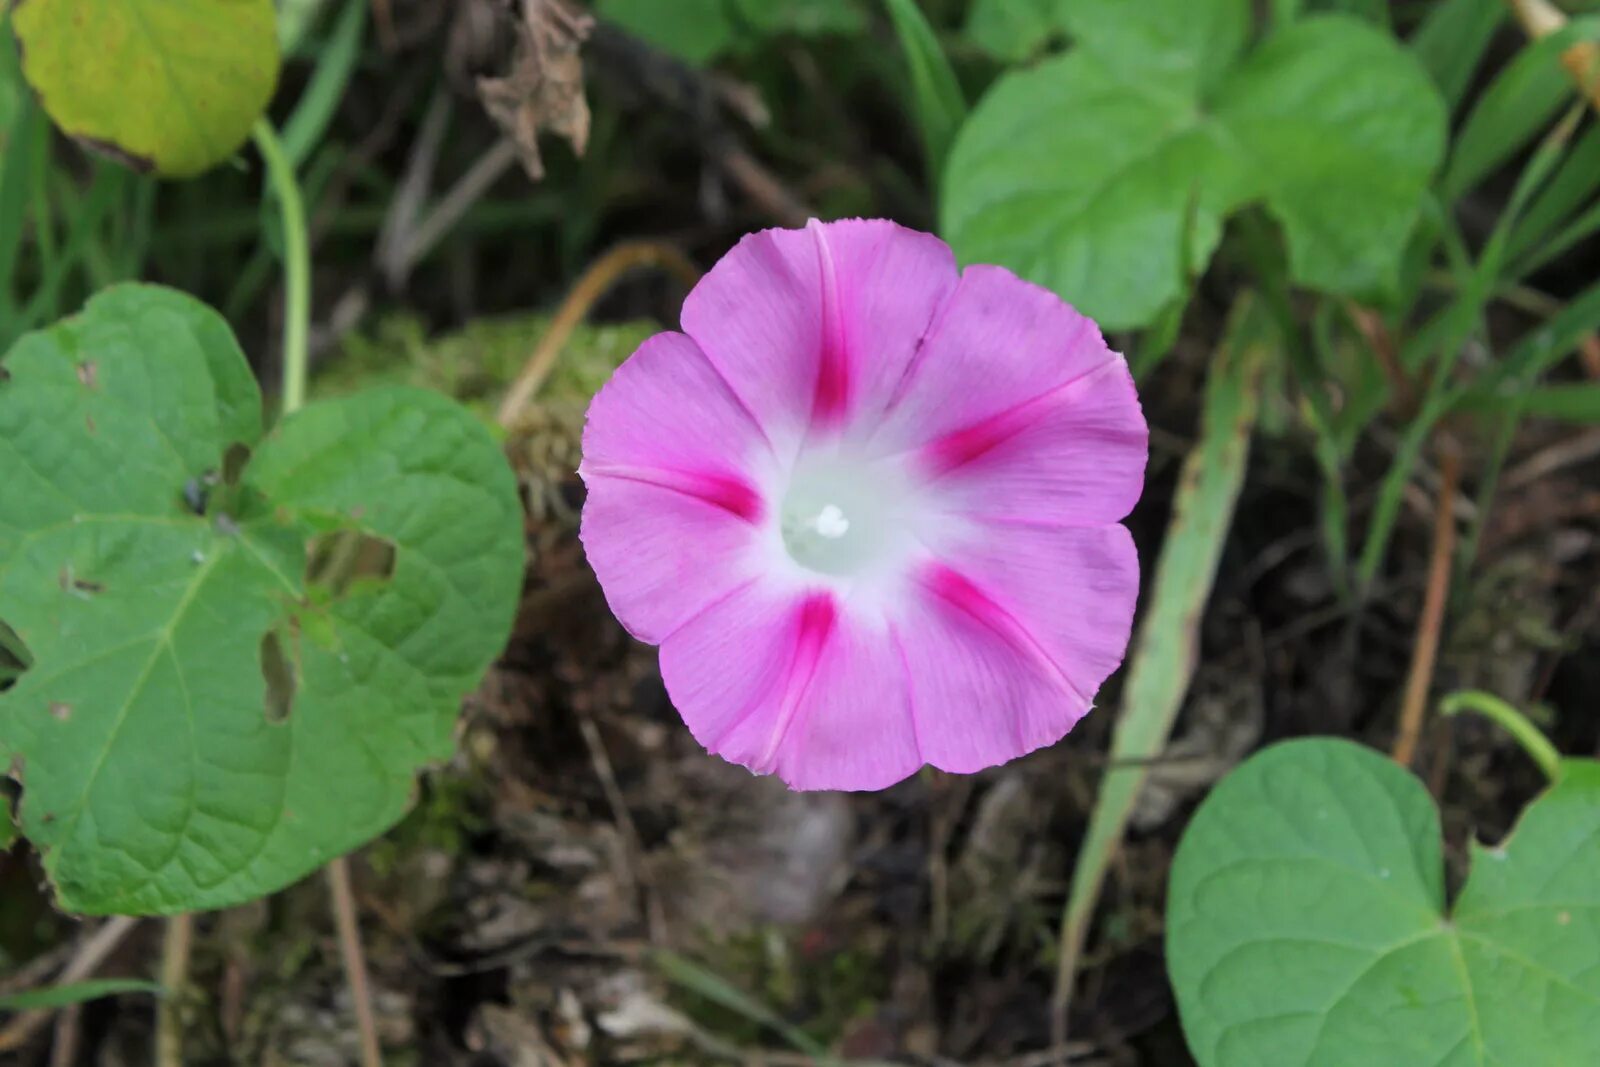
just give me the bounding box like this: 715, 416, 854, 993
29, 121, 57, 279
119, 178, 158, 282
1439, 690, 1562, 783
252, 120, 311, 415
1237, 212, 1352, 597
1357, 104, 1583, 591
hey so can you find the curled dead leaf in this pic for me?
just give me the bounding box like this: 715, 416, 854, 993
463, 0, 594, 180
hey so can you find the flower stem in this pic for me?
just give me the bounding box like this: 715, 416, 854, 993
1439, 689, 1563, 783
251, 120, 311, 416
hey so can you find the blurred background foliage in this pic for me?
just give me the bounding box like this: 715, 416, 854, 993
5, 0, 1600, 1064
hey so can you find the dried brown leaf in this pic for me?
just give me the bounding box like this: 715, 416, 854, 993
472, 0, 593, 180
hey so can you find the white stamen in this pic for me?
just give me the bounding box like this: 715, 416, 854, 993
811, 504, 850, 539
776, 450, 933, 581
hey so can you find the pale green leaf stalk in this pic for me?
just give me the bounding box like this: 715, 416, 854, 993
1440, 690, 1563, 783
1051, 294, 1273, 1037
251, 121, 310, 415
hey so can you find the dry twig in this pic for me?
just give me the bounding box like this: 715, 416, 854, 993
1392, 449, 1462, 769
497, 241, 701, 428
155, 913, 193, 1067
327, 857, 385, 1067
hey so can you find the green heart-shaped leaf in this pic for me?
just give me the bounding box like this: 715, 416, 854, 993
1168, 738, 1600, 1066
942, 11, 1447, 329
13, 0, 279, 178
0, 286, 524, 915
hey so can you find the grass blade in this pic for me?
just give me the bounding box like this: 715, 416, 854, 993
0, 16, 35, 327
282, 0, 368, 171
1050, 294, 1273, 1038
1359, 103, 1582, 589
1410, 0, 1506, 111
652, 950, 831, 1062
883, 0, 966, 187
1441, 18, 1600, 202
1506, 121, 1600, 268
1475, 382, 1600, 422
0, 979, 163, 1013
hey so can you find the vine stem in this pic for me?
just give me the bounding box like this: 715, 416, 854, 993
1440, 690, 1564, 783
252, 119, 311, 416
255, 118, 383, 1067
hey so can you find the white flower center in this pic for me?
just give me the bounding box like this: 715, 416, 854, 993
779, 452, 924, 579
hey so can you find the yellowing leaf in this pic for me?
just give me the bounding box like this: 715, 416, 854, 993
13, 0, 280, 178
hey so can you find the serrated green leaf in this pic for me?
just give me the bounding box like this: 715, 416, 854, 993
943, 15, 1446, 329
1169, 739, 1600, 1066
0, 286, 524, 915
13, 0, 280, 178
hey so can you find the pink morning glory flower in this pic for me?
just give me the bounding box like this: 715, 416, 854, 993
579, 219, 1146, 791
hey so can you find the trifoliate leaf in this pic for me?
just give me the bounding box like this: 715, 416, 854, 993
12, 0, 280, 178
0, 286, 524, 914
1168, 738, 1600, 1066
943, 14, 1446, 329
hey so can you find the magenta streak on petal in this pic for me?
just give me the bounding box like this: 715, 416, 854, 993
919, 361, 1110, 475
919, 564, 1089, 708
807, 219, 851, 429
755, 592, 838, 771
712, 591, 838, 772
585, 464, 764, 523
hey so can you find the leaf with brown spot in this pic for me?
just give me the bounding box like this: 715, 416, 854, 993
0, 286, 525, 915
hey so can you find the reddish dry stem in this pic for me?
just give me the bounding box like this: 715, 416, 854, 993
1392, 449, 1462, 769
496, 241, 701, 429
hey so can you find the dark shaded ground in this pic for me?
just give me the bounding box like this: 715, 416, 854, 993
4, 2, 1600, 1063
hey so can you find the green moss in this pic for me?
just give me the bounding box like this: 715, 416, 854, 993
318, 312, 656, 415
